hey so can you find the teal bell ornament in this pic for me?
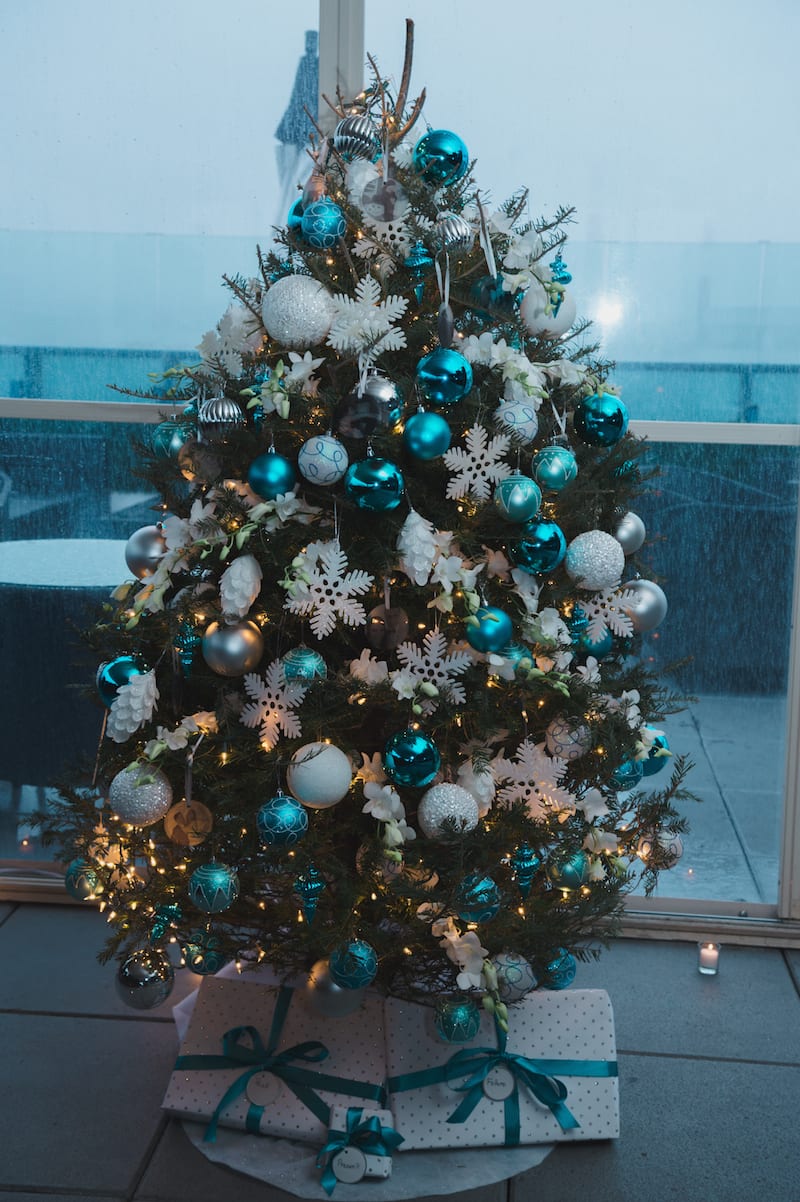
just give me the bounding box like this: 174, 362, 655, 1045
383, 728, 441, 788
300, 198, 347, 249
573, 392, 629, 447
548, 850, 590, 890
492, 473, 542, 523
540, 948, 577, 990
454, 872, 502, 923
465, 606, 514, 653
247, 449, 297, 501
64, 857, 100, 901
328, 939, 378, 989
434, 997, 482, 1043
413, 129, 469, 185
402, 410, 452, 460
256, 791, 309, 847
509, 519, 567, 575
295, 864, 326, 922
511, 842, 540, 897
96, 655, 146, 708
344, 456, 405, 511
531, 444, 578, 492
416, 348, 473, 405
188, 861, 240, 914
282, 646, 327, 682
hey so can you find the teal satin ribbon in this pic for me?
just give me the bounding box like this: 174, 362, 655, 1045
316, 1106, 404, 1196
175, 986, 385, 1142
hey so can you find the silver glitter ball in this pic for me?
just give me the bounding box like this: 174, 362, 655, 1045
435, 211, 475, 255
262, 275, 334, 349
202, 619, 264, 677
198, 395, 246, 443
333, 114, 381, 161
614, 511, 647, 555
621, 579, 668, 632
108, 764, 173, 827
115, 948, 175, 1010
565, 530, 625, 590
302, 958, 365, 1017
417, 784, 479, 840
124, 524, 167, 580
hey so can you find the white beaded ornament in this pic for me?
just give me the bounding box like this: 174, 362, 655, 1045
108, 764, 173, 827
565, 530, 625, 590
417, 784, 479, 839
262, 276, 335, 349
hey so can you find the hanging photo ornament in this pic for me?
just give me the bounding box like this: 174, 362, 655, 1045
336, 369, 403, 439
361, 173, 410, 223
614, 511, 647, 555
96, 655, 146, 708
201, 619, 264, 677
403, 410, 452, 460
493, 473, 542, 523
261, 275, 335, 349
565, 530, 625, 590
300, 199, 347, 250
413, 129, 469, 185
573, 392, 629, 447
366, 603, 410, 651
163, 799, 213, 846
620, 579, 668, 632
509, 519, 567, 575
115, 948, 175, 1010
108, 764, 173, 827
298, 434, 349, 485
197, 395, 246, 443
531, 444, 578, 492
416, 347, 473, 405
417, 782, 479, 839
287, 741, 353, 808
124, 524, 167, 580
383, 728, 441, 789
344, 456, 405, 511
333, 113, 381, 161
247, 449, 297, 501
494, 399, 539, 444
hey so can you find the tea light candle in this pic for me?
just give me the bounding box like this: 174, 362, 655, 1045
698, 942, 720, 975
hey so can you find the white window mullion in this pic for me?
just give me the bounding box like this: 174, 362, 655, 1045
317, 0, 365, 132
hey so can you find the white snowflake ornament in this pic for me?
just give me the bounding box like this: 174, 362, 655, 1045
283, 539, 374, 639
240, 659, 308, 750
219, 554, 262, 619
443, 424, 512, 502
106, 669, 159, 744
390, 629, 472, 714
327, 276, 408, 363
495, 739, 576, 820
577, 586, 637, 642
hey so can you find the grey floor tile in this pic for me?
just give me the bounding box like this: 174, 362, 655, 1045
572, 939, 800, 1062
510, 1053, 800, 1202
0, 1195, 124, 1201
0, 1012, 175, 1193
0, 903, 200, 1016
0, 903, 15, 925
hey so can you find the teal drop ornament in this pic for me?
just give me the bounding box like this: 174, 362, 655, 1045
96, 655, 146, 708
416, 348, 473, 405
257, 791, 309, 847
301, 199, 346, 249
295, 865, 326, 922
248, 449, 297, 500
403, 410, 452, 459
328, 939, 378, 989
511, 843, 540, 898
493, 473, 542, 523
282, 646, 327, 682
151, 420, 192, 460
188, 862, 240, 914
509, 519, 567, 575
413, 129, 469, 185
548, 850, 590, 890
344, 456, 405, 511
466, 606, 514, 653
434, 997, 481, 1043
64, 857, 100, 901
541, 948, 577, 990
383, 728, 441, 788
531, 444, 578, 492
574, 392, 629, 447
454, 873, 501, 923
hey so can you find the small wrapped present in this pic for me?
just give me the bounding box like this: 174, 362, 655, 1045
385, 989, 619, 1149
163, 976, 387, 1145
317, 1105, 404, 1194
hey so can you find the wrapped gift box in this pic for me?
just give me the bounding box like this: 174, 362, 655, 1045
163, 976, 387, 1145
317, 1105, 402, 1191
385, 989, 619, 1150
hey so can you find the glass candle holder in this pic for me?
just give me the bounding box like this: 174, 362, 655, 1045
697, 941, 721, 975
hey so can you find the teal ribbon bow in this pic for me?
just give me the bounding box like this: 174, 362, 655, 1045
175, 986, 385, 1142
316, 1107, 404, 1196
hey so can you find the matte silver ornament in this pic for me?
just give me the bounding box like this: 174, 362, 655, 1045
198, 395, 245, 443
417, 783, 479, 840
332, 114, 381, 161
262, 275, 335, 349
614, 511, 647, 555
621, 578, 668, 632
108, 764, 173, 826
565, 530, 625, 590
202, 619, 264, 676
435, 211, 474, 254
115, 948, 175, 1010
124, 525, 167, 579
302, 958, 365, 1017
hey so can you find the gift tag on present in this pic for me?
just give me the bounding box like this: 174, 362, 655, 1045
482, 1064, 515, 1101
246, 1072, 283, 1108
332, 1146, 367, 1184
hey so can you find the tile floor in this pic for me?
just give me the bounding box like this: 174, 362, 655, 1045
0, 902, 798, 1202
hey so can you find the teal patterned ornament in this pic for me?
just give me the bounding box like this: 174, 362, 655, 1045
182, 929, 230, 976
116, 948, 174, 1010
248, 450, 297, 501
509, 519, 566, 574
256, 791, 309, 847
188, 862, 240, 914
403, 410, 452, 460
511, 843, 540, 898
96, 655, 146, 708
612, 758, 644, 791
383, 728, 441, 788
548, 850, 590, 890
434, 997, 481, 1043
295, 865, 326, 922
152, 420, 192, 460
641, 729, 671, 777
64, 858, 100, 901
344, 457, 405, 511
328, 939, 378, 989
416, 348, 473, 405
493, 473, 542, 523
573, 392, 629, 447
454, 873, 501, 923
282, 646, 327, 682
301, 199, 346, 249
541, 948, 577, 990
413, 129, 469, 185
531, 444, 578, 492
466, 606, 513, 653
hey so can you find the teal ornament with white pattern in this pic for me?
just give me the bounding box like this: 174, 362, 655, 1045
493, 473, 542, 523
328, 939, 378, 989
301, 199, 346, 249
454, 872, 501, 923
182, 929, 230, 976
548, 850, 590, 890
540, 948, 577, 990
64, 858, 100, 901
434, 997, 481, 1043
188, 861, 239, 914
257, 792, 309, 847
612, 758, 644, 791
282, 646, 327, 682
531, 444, 578, 492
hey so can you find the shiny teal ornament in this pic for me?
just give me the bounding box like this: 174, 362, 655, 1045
295, 865, 326, 923
541, 948, 577, 991
405, 240, 434, 278
403, 410, 452, 460
282, 646, 327, 682
416, 348, 473, 405
493, 473, 542, 523
413, 129, 469, 185
567, 606, 589, 639
174, 619, 200, 678
579, 625, 614, 659
152, 420, 192, 460
344, 456, 405, 511
466, 606, 513, 653
434, 997, 481, 1043
188, 862, 240, 914
612, 758, 644, 791
383, 728, 441, 788
328, 939, 378, 989
287, 197, 305, 232
64, 858, 99, 901
248, 450, 297, 501
548, 851, 590, 890
549, 252, 572, 285
182, 929, 230, 976
471, 273, 518, 318
454, 873, 501, 923
641, 729, 671, 777
511, 843, 540, 898
96, 655, 146, 708
301, 198, 346, 249
509, 519, 566, 575
531, 444, 578, 493
573, 392, 629, 447
257, 791, 309, 847
150, 903, 182, 943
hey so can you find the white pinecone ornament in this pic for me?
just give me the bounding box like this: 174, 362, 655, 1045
220, 554, 263, 619
106, 670, 159, 743
397, 509, 438, 586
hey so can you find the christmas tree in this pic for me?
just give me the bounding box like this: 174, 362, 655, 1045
47, 22, 690, 1030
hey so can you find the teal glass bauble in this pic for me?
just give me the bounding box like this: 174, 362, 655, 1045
454, 872, 501, 923
287, 197, 305, 232
64, 858, 99, 901
151, 420, 192, 460
548, 851, 590, 890
294, 865, 326, 922
541, 948, 577, 990
413, 129, 469, 185
300, 199, 347, 249
182, 930, 230, 976
383, 728, 441, 788
328, 939, 378, 989
416, 348, 473, 405
509, 519, 566, 575
573, 392, 629, 447
256, 792, 309, 847
405, 240, 434, 279
612, 758, 644, 791
641, 729, 671, 777
247, 450, 297, 501
493, 473, 542, 523
579, 625, 614, 659
403, 410, 452, 460
434, 997, 481, 1043
531, 444, 578, 492
466, 606, 514, 653
188, 862, 240, 914
96, 655, 146, 708
282, 646, 327, 682
344, 457, 405, 511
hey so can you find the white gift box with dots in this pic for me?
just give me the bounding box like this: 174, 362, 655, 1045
384, 990, 620, 1150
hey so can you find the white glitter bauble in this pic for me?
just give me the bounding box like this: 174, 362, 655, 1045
262, 275, 334, 349
417, 784, 479, 840
494, 399, 539, 444
545, 715, 592, 761
287, 741, 353, 809
298, 434, 349, 485
520, 288, 576, 337
491, 951, 538, 1002
108, 764, 173, 827
565, 530, 625, 590
614, 511, 646, 556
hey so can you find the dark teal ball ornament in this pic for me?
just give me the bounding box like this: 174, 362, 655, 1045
282, 646, 327, 682
531, 444, 578, 492
548, 851, 590, 890
471, 273, 518, 318
188, 861, 240, 914
344, 457, 405, 511
383, 728, 441, 788
413, 129, 469, 185
612, 758, 644, 791
64, 857, 100, 901
247, 450, 297, 500
403, 410, 452, 460
579, 626, 614, 659
641, 729, 670, 777
416, 348, 473, 405
300, 198, 346, 249
256, 791, 309, 847
434, 997, 481, 1043
116, 948, 175, 1010
328, 939, 378, 989
287, 197, 304, 233
509, 519, 566, 575
493, 473, 542, 523
573, 392, 629, 447
541, 948, 577, 990
96, 655, 146, 708
454, 872, 501, 923
151, 420, 192, 460
182, 929, 230, 976
466, 606, 513, 653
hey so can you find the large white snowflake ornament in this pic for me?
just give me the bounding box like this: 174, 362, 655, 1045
327, 276, 408, 362
390, 629, 472, 714
443, 425, 512, 502
578, 585, 637, 642
240, 660, 308, 750
282, 539, 374, 640
495, 738, 576, 820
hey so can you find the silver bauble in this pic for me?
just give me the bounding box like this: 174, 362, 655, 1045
491, 951, 538, 1002
435, 211, 474, 255
198, 395, 246, 443
565, 530, 625, 590
417, 784, 479, 840
332, 114, 381, 161
124, 525, 167, 580
108, 764, 173, 826
621, 579, 668, 632
262, 275, 334, 349
115, 948, 175, 1010
614, 511, 647, 556
202, 619, 264, 676
302, 958, 365, 1017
